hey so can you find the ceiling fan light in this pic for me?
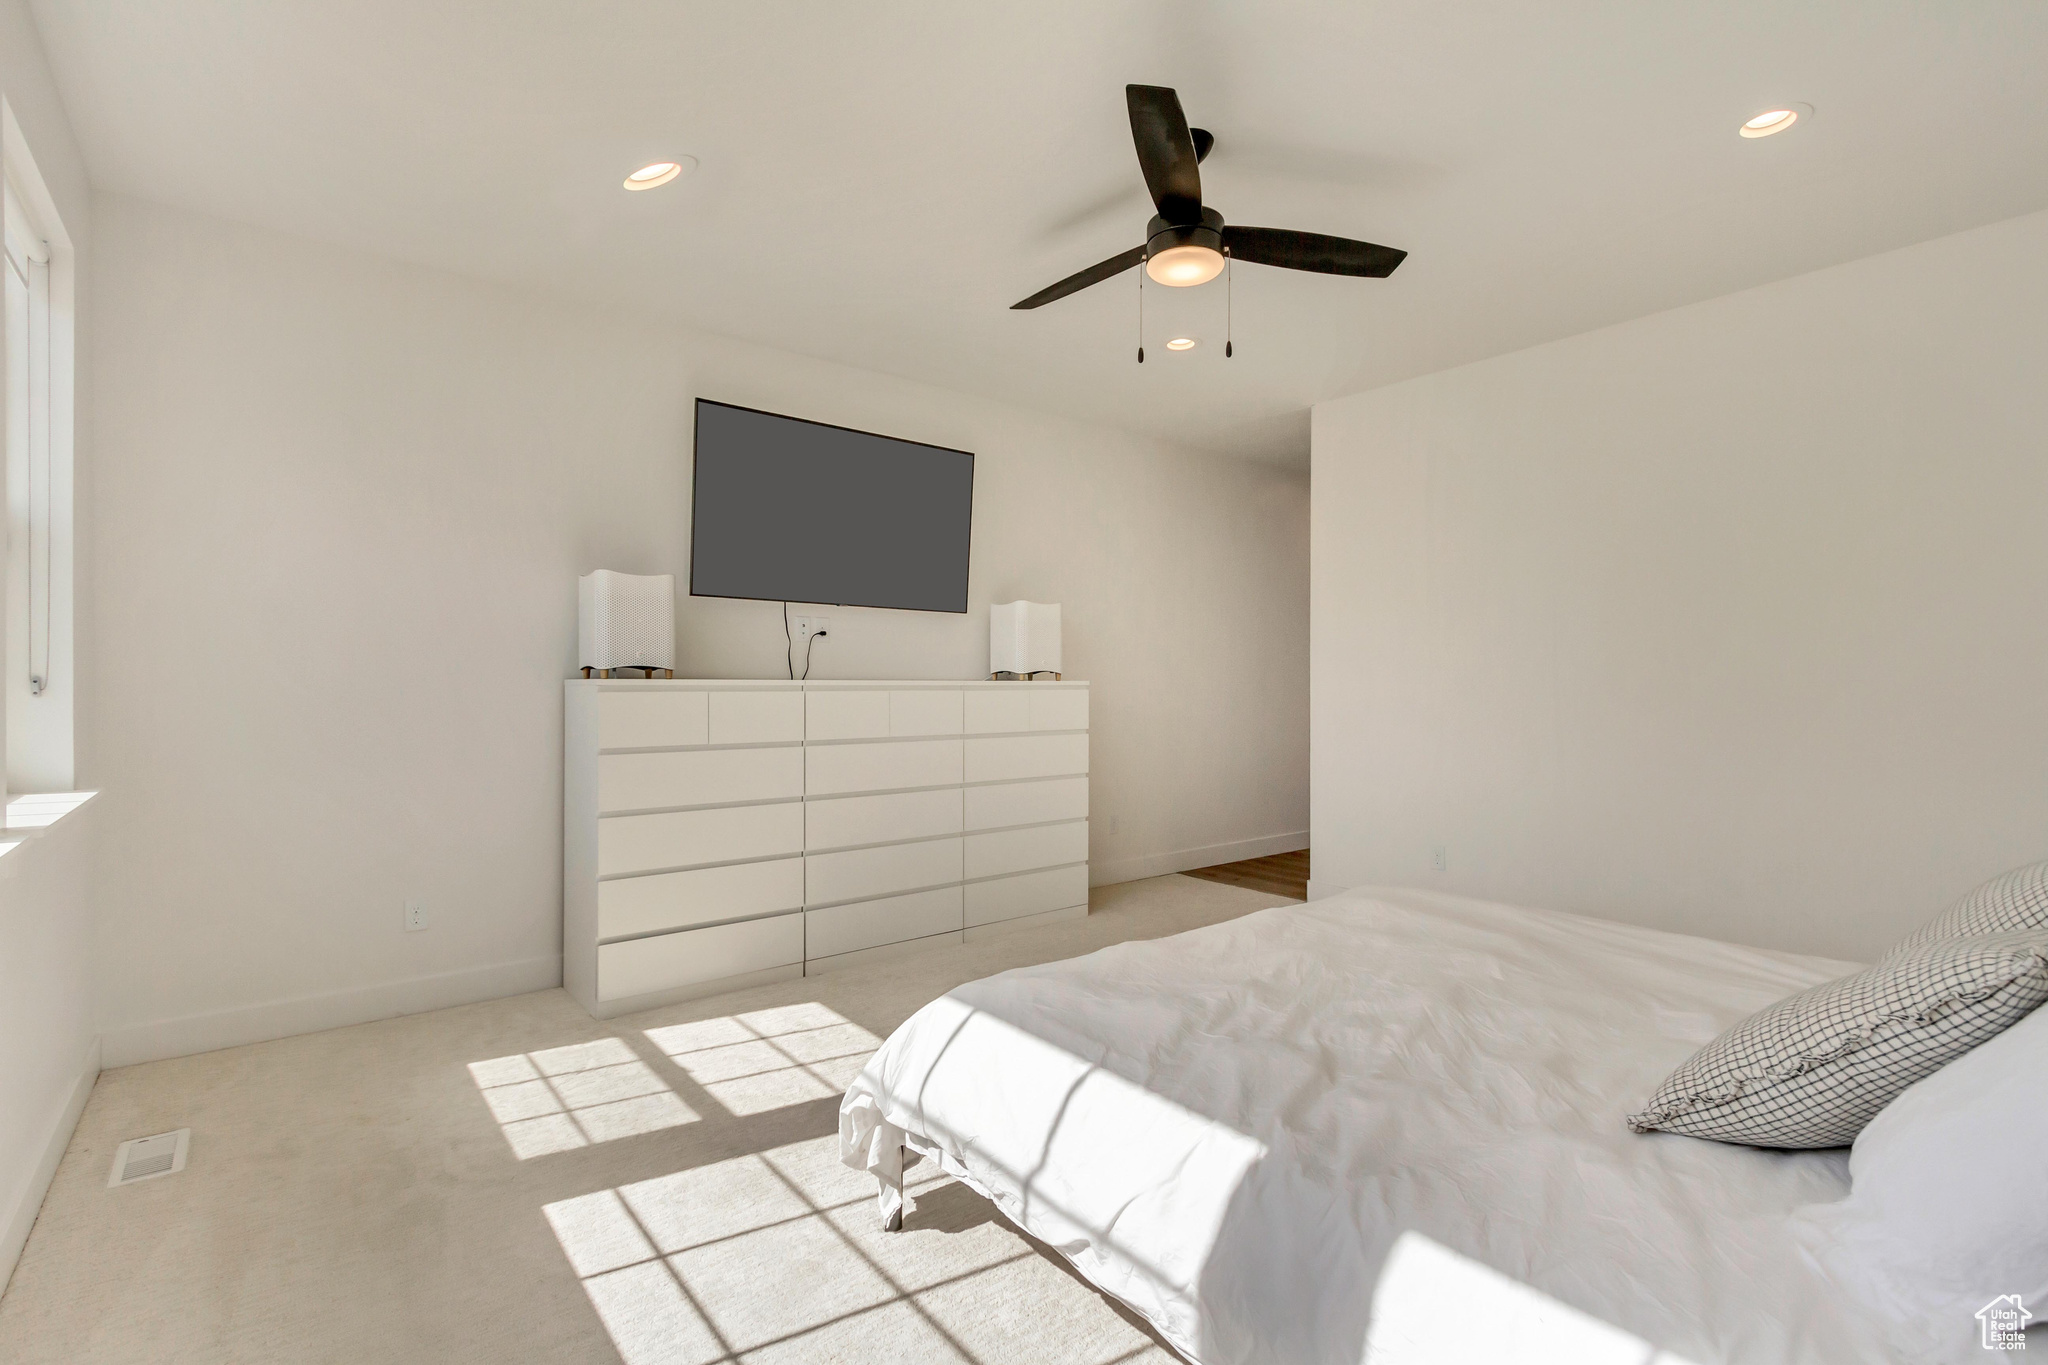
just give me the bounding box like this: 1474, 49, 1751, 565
1146, 244, 1225, 287
1166, 337, 1197, 351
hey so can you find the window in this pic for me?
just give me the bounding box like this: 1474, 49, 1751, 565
2, 102, 75, 796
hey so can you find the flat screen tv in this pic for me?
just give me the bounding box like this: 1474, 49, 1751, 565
690, 399, 975, 613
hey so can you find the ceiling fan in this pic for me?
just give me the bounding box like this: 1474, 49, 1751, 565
1012, 85, 1409, 316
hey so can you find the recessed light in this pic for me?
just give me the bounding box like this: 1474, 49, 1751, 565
1739, 106, 1806, 138
624, 157, 696, 190
1166, 337, 1197, 351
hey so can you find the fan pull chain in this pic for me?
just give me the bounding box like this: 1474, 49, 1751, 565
1225, 250, 1234, 358
1136, 259, 1145, 364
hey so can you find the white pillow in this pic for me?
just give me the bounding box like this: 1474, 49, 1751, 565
1792, 1002, 2048, 1363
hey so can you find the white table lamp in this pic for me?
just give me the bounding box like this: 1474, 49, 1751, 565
990, 601, 1061, 680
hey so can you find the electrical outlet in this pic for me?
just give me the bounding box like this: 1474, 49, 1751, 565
1431, 846, 1448, 872
792, 615, 832, 641
404, 900, 428, 932
1105, 814, 1120, 836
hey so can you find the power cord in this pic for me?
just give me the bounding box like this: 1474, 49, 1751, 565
782, 602, 827, 679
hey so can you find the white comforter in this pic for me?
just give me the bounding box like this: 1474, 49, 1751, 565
840, 887, 1910, 1365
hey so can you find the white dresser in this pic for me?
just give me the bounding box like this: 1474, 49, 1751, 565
563, 679, 1090, 1018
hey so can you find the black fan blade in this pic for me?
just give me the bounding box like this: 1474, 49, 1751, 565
1191, 127, 1214, 163
1126, 85, 1202, 224
1222, 225, 1407, 277
1010, 245, 1147, 309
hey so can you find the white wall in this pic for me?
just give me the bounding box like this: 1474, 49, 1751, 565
90, 193, 1310, 1065
1311, 208, 2048, 963
0, 0, 93, 1294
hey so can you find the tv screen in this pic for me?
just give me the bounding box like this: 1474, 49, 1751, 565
690, 400, 975, 613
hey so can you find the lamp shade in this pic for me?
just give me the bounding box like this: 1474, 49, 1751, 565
579, 571, 675, 671
990, 601, 1061, 676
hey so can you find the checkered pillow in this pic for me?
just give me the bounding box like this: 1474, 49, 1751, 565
1882, 859, 2048, 959
1627, 933, 2048, 1147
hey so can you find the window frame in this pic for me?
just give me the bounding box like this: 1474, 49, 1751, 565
2, 99, 77, 798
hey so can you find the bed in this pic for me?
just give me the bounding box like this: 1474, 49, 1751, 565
839, 887, 1912, 1365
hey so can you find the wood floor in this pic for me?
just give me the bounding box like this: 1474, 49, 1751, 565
1181, 848, 1309, 900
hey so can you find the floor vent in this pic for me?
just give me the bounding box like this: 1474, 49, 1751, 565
108, 1129, 190, 1187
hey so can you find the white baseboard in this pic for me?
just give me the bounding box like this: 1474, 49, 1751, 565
1091, 831, 1309, 888
99, 955, 562, 1069
2, 1036, 99, 1297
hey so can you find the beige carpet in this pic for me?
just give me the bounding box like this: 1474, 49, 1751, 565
0, 873, 1292, 1365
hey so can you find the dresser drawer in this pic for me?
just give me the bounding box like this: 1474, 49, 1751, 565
965, 864, 1090, 928
807, 689, 889, 741
805, 837, 963, 906
599, 858, 803, 940
805, 932, 965, 976
1027, 689, 1088, 731
965, 819, 1089, 881
598, 746, 803, 813
599, 690, 709, 750
708, 690, 804, 745
597, 914, 803, 1001
599, 802, 803, 876
805, 788, 962, 852
963, 733, 1089, 784
965, 688, 1087, 733
806, 739, 963, 796
964, 690, 1030, 735
890, 689, 963, 736
805, 886, 963, 959
963, 776, 1089, 831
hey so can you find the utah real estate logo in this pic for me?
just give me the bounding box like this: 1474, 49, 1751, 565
1979, 1295, 2032, 1352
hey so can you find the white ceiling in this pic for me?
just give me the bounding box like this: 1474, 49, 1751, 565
30, 1, 2048, 462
